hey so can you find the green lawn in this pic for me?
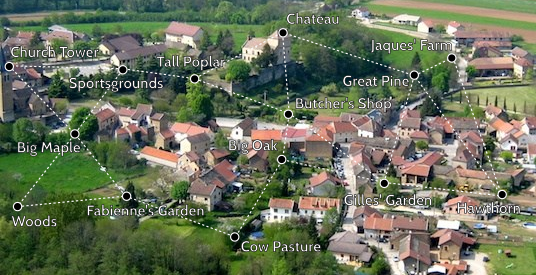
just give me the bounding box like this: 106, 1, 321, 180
476, 243, 536, 275
0, 152, 132, 195
364, 4, 536, 31
372, 29, 446, 70
17, 22, 265, 52
409, 0, 536, 14
139, 217, 228, 247
453, 86, 536, 116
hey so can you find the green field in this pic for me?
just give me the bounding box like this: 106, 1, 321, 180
0, 152, 132, 195
18, 22, 266, 52
477, 243, 536, 275
364, 4, 536, 31
410, 0, 536, 14
454, 86, 536, 115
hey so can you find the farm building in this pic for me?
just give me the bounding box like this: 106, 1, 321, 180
391, 14, 421, 26
417, 20, 434, 33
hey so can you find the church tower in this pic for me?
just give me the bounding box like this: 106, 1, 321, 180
0, 45, 15, 122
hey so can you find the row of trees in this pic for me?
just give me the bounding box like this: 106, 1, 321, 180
2, 0, 291, 26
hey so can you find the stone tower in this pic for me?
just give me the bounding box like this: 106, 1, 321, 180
0, 45, 14, 122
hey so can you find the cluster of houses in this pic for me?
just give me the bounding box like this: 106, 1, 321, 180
263, 195, 480, 274
4, 20, 289, 71
350, 8, 535, 79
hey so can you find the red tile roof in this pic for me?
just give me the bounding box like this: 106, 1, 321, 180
489, 117, 515, 134
364, 216, 393, 231
309, 171, 342, 187
306, 127, 333, 142
117, 107, 135, 117
298, 196, 340, 211
251, 129, 282, 141
165, 22, 202, 37
170, 122, 210, 136
212, 160, 236, 183
209, 148, 230, 159
95, 108, 116, 122
282, 127, 307, 139
140, 146, 179, 163
468, 57, 513, 70
432, 229, 476, 247
269, 198, 295, 209
330, 121, 358, 133
445, 195, 480, 207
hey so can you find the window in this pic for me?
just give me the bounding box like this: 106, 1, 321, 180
305, 210, 308, 214
285, 209, 289, 214
204, 198, 208, 201
274, 209, 278, 213
312, 211, 315, 215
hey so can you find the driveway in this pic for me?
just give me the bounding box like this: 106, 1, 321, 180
461, 251, 489, 275
373, 241, 404, 275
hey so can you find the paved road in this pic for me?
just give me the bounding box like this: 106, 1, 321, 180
342, 152, 357, 232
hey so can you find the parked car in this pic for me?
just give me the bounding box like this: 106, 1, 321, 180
393, 256, 399, 262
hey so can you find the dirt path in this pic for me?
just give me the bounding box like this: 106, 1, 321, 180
375, 0, 536, 23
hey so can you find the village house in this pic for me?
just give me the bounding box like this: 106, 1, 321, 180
170, 122, 213, 144
188, 178, 223, 211
43, 27, 89, 48
298, 196, 341, 222
400, 152, 443, 184
329, 121, 359, 143
443, 196, 489, 220
4, 31, 34, 51
282, 127, 307, 152
446, 21, 464, 36
247, 149, 269, 172
364, 215, 429, 240
353, 205, 383, 233
522, 117, 536, 135
178, 151, 201, 173
399, 234, 432, 274
514, 58, 533, 78
417, 20, 434, 33
307, 171, 343, 197
204, 148, 230, 167
165, 22, 204, 49
95, 108, 118, 135
267, 198, 297, 222
399, 117, 421, 138
305, 126, 333, 159
242, 30, 290, 65
328, 231, 373, 266
251, 129, 282, 144
512, 46, 534, 64
431, 229, 476, 261
180, 132, 211, 156
140, 146, 179, 169
230, 117, 256, 141
351, 7, 370, 19
488, 117, 516, 140
111, 44, 167, 68
98, 35, 142, 55
353, 116, 381, 138
485, 104, 508, 121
